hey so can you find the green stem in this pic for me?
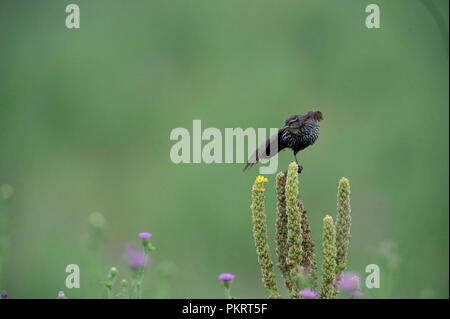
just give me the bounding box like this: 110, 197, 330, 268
135, 251, 148, 299
224, 287, 232, 299
106, 287, 112, 299
136, 279, 142, 299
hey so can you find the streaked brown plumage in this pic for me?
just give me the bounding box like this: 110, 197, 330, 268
244, 110, 323, 172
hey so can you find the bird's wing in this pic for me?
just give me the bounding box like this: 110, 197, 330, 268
243, 129, 286, 172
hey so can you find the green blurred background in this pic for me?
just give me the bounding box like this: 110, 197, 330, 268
0, 0, 448, 299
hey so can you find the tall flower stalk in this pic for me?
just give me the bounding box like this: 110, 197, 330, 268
285, 162, 303, 270
320, 215, 337, 299
133, 232, 155, 299
248, 163, 353, 299
250, 176, 279, 298
335, 177, 351, 275
275, 172, 293, 293
105, 267, 118, 299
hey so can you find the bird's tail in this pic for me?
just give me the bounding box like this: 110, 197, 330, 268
243, 129, 285, 172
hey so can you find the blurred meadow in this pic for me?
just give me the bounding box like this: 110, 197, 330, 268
0, 0, 448, 298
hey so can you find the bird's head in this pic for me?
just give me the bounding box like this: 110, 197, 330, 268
305, 110, 323, 124
282, 110, 323, 133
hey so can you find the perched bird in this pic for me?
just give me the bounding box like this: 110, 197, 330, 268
244, 110, 323, 173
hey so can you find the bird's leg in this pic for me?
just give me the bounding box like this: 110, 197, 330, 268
293, 152, 303, 174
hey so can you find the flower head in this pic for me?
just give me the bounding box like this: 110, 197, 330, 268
336, 272, 360, 292
139, 232, 152, 240
218, 273, 235, 281
57, 291, 65, 299
1, 290, 7, 299
125, 245, 150, 269
299, 289, 317, 299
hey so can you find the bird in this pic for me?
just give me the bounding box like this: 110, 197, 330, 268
244, 110, 323, 173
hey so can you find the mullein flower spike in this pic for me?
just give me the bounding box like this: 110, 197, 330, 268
320, 215, 337, 299
285, 162, 305, 297
335, 177, 351, 275
276, 165, 316, 297
248, 164, 353, 299
275, 172, 294, 293
250, 176, 280, 298
285, 162, 303, 270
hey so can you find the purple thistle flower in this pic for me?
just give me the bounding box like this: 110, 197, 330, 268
299, 289, 317, 299
1, 290, 7, 299
218, 273, 235, 281
336, 271, 361, 292
139, 232, 152, 240
349, 290, 364, 298
125, 245, 150, 269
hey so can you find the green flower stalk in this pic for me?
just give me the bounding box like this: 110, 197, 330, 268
275, 172, 293, 293
320, 215, 337, 299
335, 177, 351, 275
285, 162, 303, 270
105, 266, 118, 299
134, 232, 154, 299
250, 175, 279, 298
120, 279, 129, 299
218, 273, 235, 299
